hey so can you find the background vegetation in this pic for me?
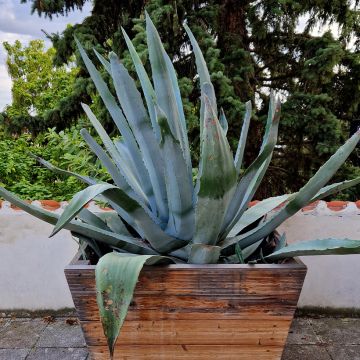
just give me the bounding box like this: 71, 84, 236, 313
0, 0, 359, 200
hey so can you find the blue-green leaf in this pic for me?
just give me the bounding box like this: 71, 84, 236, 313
266, 238, 360, 261
221, 129, 360, 251
0, 186, 155, 254
76, 38, 153, 207
234, 101, 252, 172
121, 28, 160, 141
96, 253, 175, 358
156, 105, 194, 240
219, 108, 228, 134
52, 184, 187, 253
109, 52, 168, 222
192, 96, 237, 245
221, 99, 281, 238
146, 13, 192, 174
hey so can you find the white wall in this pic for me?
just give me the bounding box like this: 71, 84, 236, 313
0, 200, 359, 311
278, 201, 360, 309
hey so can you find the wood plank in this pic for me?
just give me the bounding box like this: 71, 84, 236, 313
88, 345, 284, 360
81, 319, 291, 346
65, 260, 306, 359
70, 294, 298, 321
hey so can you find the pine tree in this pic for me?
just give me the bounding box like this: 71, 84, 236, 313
13, 0, 360, 198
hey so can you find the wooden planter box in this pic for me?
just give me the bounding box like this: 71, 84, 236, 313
65, 255, 306, 360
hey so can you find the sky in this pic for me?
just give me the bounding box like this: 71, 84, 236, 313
0, 0, 91, 110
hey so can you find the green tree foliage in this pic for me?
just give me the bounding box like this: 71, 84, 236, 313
17, 0, 360, 199
0, 126, 110, 200
0, 39, 78, 135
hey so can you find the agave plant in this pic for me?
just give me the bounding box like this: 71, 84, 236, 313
1, 13, 360, 358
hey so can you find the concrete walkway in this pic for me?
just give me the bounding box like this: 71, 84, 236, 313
0, 315, 359, 359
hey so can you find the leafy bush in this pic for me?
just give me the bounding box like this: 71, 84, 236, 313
0, 126, 110, 201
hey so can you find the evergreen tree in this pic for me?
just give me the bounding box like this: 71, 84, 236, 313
16, 0, 360, 198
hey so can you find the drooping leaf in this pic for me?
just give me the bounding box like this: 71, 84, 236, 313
192, 96, 237, 245
96, 253, 175, 358
266, 238, 360, 261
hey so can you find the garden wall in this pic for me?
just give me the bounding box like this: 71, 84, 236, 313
0, 200, 359, 311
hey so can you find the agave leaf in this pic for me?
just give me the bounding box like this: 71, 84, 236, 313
0, 186, 156, 254
109, 52, 168, 222
96, 212, 132, 237
275, 233, 287, 251
221, 99, 281, 238
96, 253, 175, 358
30, 153, 97, 185
81, 104, 150, 204
192, 96, 237, 246
184, 24, 218, 140
219, 108, 228, 134
78, 208, 112, 232
234, 100, 252, 173
80, 129, 133, 195
52, 184, 187, 253
75, 38, 153, 205
183, 23, 217, 114
146, 13, 192, 174
93, 49, 111, 73
261, 91, 276, 151
312, 176, 360, 201
221, 129, 360, 251
71, 232, 103, 258
266, 238, 360, 261
155, 105, 195, 240
242, 239, 264, 260
188, 244, 221, 264
121, 28, 160, 141
228, 194, 292, 237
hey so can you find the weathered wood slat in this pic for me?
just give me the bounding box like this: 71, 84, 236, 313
65, 259, 306, 359
88, 345, 284, 360
81, 319, 290, 346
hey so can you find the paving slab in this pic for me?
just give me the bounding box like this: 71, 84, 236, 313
281, 344, 331, 360
27, 348, 89, 360
326, 345, 360, 360
0, 349, 29, 360
37, 320, 86, 348
310, 317, 360, 345
0, 319, 46, 348
286, 318, 320, 345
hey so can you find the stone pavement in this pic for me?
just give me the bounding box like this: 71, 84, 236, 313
0, 315, 359, 359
